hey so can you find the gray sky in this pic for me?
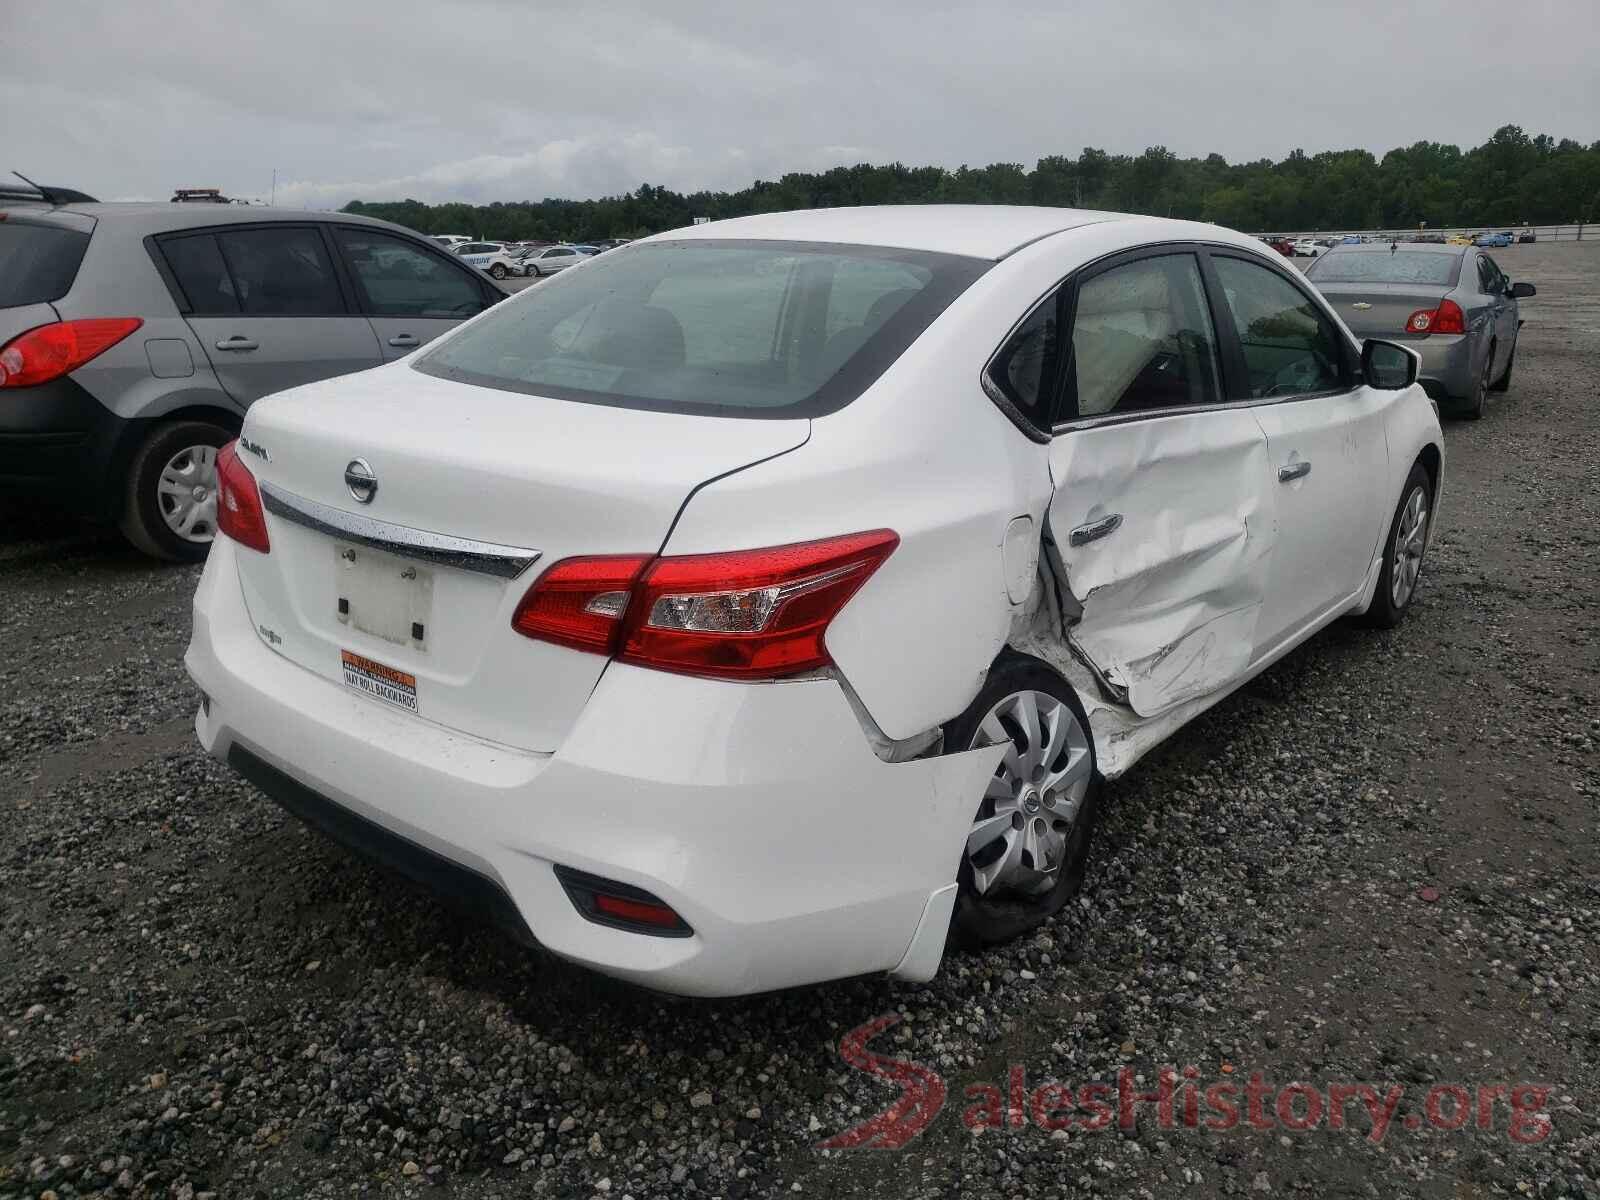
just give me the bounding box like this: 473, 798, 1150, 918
3, 0, 1595, 208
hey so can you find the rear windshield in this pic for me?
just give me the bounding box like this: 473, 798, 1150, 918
1307, 250, 1461, 287
0, 220, 91, 307
414, 239, 989, 418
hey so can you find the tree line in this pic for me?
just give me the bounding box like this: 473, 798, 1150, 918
343, 125, 1600, 244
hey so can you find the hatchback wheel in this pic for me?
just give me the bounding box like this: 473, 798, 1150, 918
490, 263, 507, 279
945, 652, 1099, 949
119, 420, 233, 563
1362, 462, 1432, 629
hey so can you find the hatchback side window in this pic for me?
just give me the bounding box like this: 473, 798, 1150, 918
162, 233, 240, 315
1210, 256, 1344, 399
213, 227, 344, 316
334, 229, 486, 318
1065, 253, 1221, 418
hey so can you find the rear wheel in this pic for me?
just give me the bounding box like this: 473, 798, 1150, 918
945, 652, 1099, 950
1458, 343, 1494, 420
1490, 336, 1516, 392
118, 420, 233, 563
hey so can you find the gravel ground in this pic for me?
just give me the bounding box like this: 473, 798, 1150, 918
2, 240, 1597, 1200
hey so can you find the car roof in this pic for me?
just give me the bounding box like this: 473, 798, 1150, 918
6, 202, 404, 236
647, 204, 1130, 260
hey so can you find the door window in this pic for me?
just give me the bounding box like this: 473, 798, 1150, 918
160, 233, 240, 315
334, 229, 487, 317
1065, 253, 1221, 418
213, 227, 345, 316
1477, 254, 1504, 294
1210, 256, 1344, 399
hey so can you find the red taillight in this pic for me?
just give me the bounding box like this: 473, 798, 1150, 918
511, 530, 899, 680
510, 554, 652, 653
1404, 298, 1465, 336
215, 440, 270, 554
0, 318, 143, 389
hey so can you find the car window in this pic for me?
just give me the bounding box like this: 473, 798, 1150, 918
213, 227, 344, 316
1479, 254, 1505, 294
161, 233, 240, 315
0, 220, 91, 307
415, 239, 982, 419
334, 229, 487, 318
1065, 253, 1221, 418
986, 290, 1061, 431
1211, 256, 1344, 400
1307, 250, 1462, 287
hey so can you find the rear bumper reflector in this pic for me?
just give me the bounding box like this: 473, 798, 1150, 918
552, 865, 694, 938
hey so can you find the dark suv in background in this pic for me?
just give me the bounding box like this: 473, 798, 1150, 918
0, 192, 504, 560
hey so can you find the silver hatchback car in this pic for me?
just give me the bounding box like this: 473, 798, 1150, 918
1304, 241, 1534, 419
0, 192, 504, 559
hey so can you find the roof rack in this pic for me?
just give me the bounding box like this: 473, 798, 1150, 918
171, 188, 235, 204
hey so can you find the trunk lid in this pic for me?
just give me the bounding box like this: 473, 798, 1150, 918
233, 364, 809, 752
1312, 282, 1453, 340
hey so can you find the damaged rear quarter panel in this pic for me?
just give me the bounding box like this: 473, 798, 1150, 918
1047, 410, 1275, 719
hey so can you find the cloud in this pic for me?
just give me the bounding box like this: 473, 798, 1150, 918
2, 0, 1595, 207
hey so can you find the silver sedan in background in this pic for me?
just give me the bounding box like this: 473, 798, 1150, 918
1304, 242, 1535, 419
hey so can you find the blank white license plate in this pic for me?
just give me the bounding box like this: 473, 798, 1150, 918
334, 542, 434, 649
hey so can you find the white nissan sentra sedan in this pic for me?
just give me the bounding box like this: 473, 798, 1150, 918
186, 206, 1443, 996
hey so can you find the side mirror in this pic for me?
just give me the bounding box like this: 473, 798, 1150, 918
1362, 339, 1419, 390
1509, 281, 1536, 299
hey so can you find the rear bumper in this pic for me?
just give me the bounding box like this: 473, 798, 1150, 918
1405, 334, 1476, 401
185, 537, 1000, 996
0, 375, 133, 517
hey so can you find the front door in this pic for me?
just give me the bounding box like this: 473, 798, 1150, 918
161, 224, 382, 404
1203, 252, 1389, 655
329, 227, 494, 361
1045, 249, 1276, 718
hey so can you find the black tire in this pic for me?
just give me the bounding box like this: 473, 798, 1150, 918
118, 420, 233, 563
489, 263, 507, 280
1361, 461, 1432, 629
944, 651, 1100, 950
1457, 342, 1494, 420
1490, 337, 1515, 392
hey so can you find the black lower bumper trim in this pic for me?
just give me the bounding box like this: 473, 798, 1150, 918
227, 744, 537, 948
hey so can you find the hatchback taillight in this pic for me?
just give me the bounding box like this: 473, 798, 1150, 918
1404, 298, 1465, 335
0, 318, 143, 388
511, 530, 899, 680
215, 441, 270, 554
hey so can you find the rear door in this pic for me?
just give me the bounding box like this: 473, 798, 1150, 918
1044, 247, 1275, 718
160, 224, 382, 404
1476, 253, 1517, 372
1204, 249, 1388, 655
330, 226, 496, 360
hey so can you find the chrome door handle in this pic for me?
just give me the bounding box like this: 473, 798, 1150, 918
1069, 513, 1123, 547
1278, 461, 1312, 482
215, 337, 258, 352
387, 333, 420, 347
